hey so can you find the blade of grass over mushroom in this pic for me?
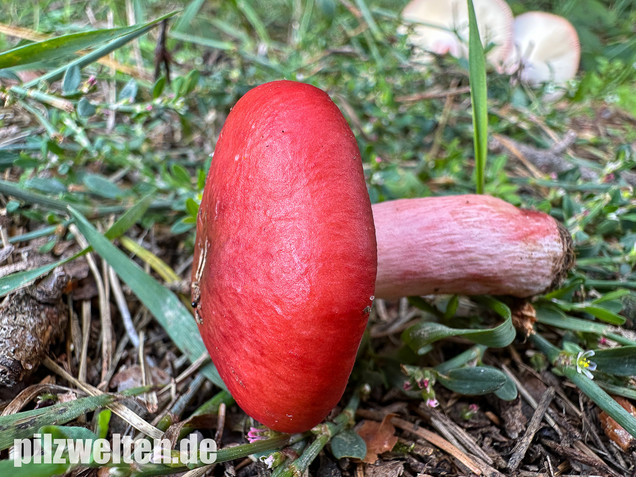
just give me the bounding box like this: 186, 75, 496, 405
68, 206, 225, 389
20, 11, 177, 89
0, 24, 149, 69
403, 298, 515, 353
467, 0, 488, 194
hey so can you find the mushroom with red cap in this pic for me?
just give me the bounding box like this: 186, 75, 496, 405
191, 80, 377, 434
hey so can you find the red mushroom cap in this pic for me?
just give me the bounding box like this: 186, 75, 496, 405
193, 81, 377, 433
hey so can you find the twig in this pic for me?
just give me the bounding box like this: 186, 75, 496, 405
357, 409, 491, 476
501, 364, 561, 434
43, 356, 164, 440
507, 387, 555, 471
395, 86, 471, 103
78, 300, 91, 383
109, 264, 139, 347
70, 224, 112, 387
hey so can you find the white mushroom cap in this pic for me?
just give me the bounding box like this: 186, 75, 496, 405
401, 0, 514, 72
510, 11, 580, 99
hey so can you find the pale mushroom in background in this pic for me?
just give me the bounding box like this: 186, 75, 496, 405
509, 11, 581, 100
401, 0, 514, 72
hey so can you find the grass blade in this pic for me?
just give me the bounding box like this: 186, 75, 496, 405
68, 206, 224, 389
0, 393, 119, 450
403, 298, 515, 353
0, 24, 147, 70
0, 194, 154, 297
21, 11, 178, 89
466, 0, 488, 194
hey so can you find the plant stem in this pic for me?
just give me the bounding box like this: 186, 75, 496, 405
530, 332, 636, 437
273, 394, 359, 477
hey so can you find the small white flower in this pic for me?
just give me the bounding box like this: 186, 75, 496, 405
576, 350, 597, 380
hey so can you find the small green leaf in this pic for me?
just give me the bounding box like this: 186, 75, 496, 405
105, 193, 154, 240
182, 69, 200, 95
171, 76, 185, 97
171, 217, 196, 234
152, 76, 166, 98
62, 65, 81, 94
171, 163, 192, 186
96, 409, 111, 439
25, 177, 67, 194
437, 366, 507, 395
592, 347, 636, 376
579, 305, 626, 325
83, 174, 126, 199
185, 197, 200, 218
77, 97, 96, 117
39, 425, 97, 441
330, 430, 367, 460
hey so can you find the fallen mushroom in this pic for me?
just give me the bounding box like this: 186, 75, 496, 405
508, 11, 580, 100
373, 195, 574, 300
192, 80, 377, 433
401, 0, 514, 72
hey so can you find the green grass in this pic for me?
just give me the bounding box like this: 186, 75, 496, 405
0, 0, 635, 474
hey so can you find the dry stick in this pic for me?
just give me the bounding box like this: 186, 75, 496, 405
109, 265, 140, 347
214, 402, 226, 444
428, 79, 460, 161
68, 295, 82, 366
425, 408, 494, 465
70, 224, 112, 387
501, 364, 560, 434
78, 300, 91, 383
391, 416, 501, 476
125, 0, 145, 76
43, 356, 163, 440
394, 86, 472, 103
138, 331, 158, 413
507, 386, 555, 472
541, 440, 620, 477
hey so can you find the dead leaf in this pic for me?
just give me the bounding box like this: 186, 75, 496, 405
511, 301, 536, 339
356, 413, 399, 464
599, 396, 636, 452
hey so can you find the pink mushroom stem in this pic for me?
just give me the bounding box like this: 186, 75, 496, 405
373, 195, 574, 300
